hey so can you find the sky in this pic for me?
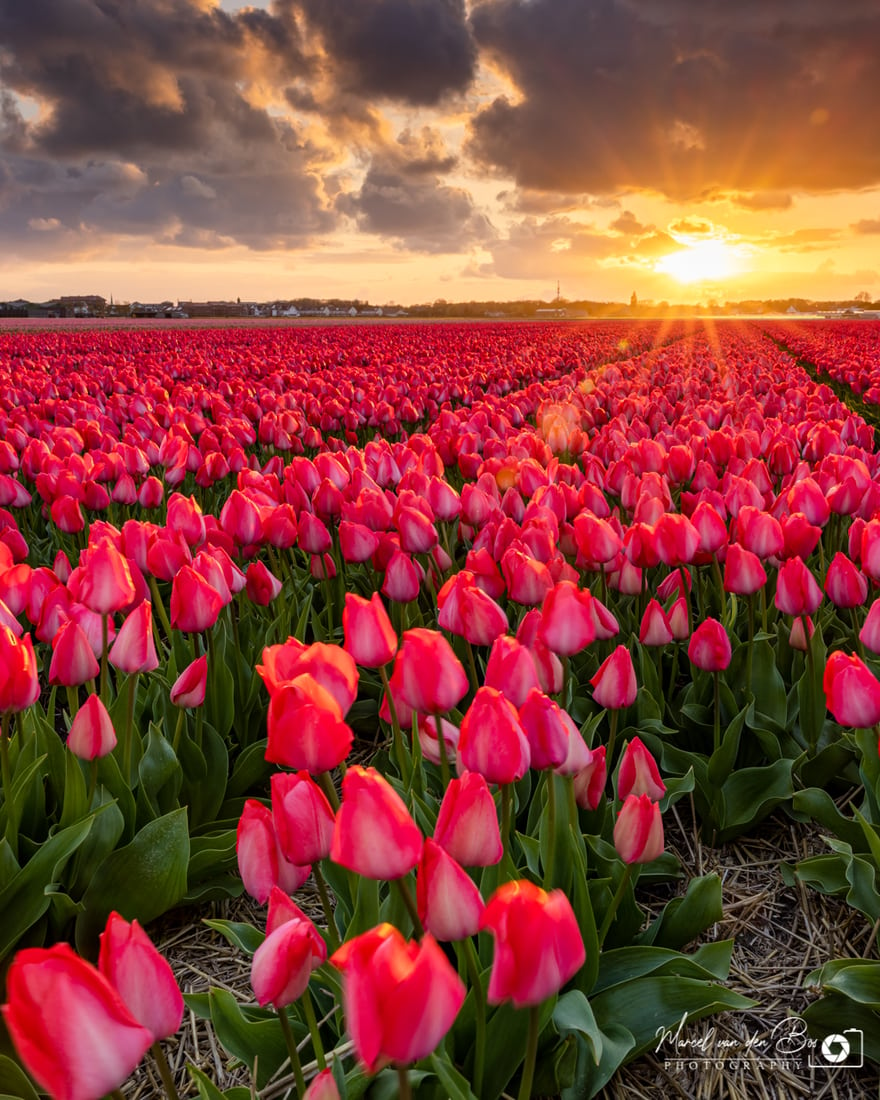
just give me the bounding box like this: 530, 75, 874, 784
0, 0, 879, 306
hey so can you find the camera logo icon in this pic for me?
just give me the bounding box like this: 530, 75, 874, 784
808, 1029, 863, 1069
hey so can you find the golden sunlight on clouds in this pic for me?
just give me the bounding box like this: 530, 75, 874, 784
654, 221, 748, 286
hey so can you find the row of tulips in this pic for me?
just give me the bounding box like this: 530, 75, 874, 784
0, 319, 879, 1095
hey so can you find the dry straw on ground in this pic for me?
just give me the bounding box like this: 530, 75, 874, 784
127, 806, 879, 1100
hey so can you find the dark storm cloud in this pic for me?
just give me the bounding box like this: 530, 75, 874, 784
0, 0, 340, 249
338, 129, 490, 253
468, 0, 880, 199
296, 0, 475, 105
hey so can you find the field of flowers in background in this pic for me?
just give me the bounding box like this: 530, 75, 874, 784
0, 318, 879, 1099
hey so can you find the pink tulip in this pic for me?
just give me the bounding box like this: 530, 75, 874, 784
416, 839, 485, 941
251, 913, 327, 1009
687, 618, 732, 671
458, 686, 531, 784
271, 770, 336, 866
343, 592, 397, 668
2, 943, 153, 1100
823, 651, 880, 728
433, 772, 502, 867
617, 737, 665, 801
236, 799, 311, 904
108, 601, 159, 674
170, 655, 207, 708
590, 645, 637, 709
613, 794, 665, 863
330, 766, 423, 880
98, 912, 184, 1042
67, 694, 117, 761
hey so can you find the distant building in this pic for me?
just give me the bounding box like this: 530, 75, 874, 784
178, 300, 249, 318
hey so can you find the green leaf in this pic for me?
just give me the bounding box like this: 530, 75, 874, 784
640, 874, 723, 950
716, 758, 793, 841
482, 996, 556, 1100
554, 990, 603, 1065
428, 1053, 478, 1100
137, 724, 182, 823
0, 817, 94, 958
562, 1022, 635, 1100
707, 705, 747, 786
790, 789, 867, 851
0, 1055, 40, 1100
187, 1065, 234, 1100
202, 919, 265, 956
806, 959, 880, 1009
186, 724, 229, 829
227, 739, 271, 797
206, 626, 236, 739
76, 807, 190, 953
593, 941, 735, 994
801, 993, 880, 1064
208, 988, 292, 1089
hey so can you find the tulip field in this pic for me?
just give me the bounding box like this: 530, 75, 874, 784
2, 316, 880, 1099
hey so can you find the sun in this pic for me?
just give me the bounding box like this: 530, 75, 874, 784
655, 238, 741, 284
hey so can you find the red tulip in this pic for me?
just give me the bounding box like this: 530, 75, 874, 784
166, 493, 205, 547
330, 766, 423, 880
687, 618, 732, 671
518, 688, 579, 771
67, 694, 117, 761
271, 770, 336, 865
823, 651, 880, 728
539, 580, 595, 656
479, 880, 586, 1007
49, 619, 100, 686
245, 560, 282, 605
381, 550, 422, 603
639, 599, 673, 646
343, 592, 397, 668
266, 674, 354, 773
77, 541, 136, 615
98, 912, 184, 1042
617, 737, 665, 801
500, 547, 553, 606
775, 556, 823, 617
393, 628, 468, 715
0, 628, 40, 713
613, 794, 665, 863
723, 544, 767, 595
251, 913, 327, 1009
860, 601, 880, 654
259, 639, 358, 715
652, 512, 699, 567
304, 1070, 341, 1100
330, 924, 465, 1073
433, 772, 502, 867
590, 645, 637, 709
236, 799, 311, 904
458, 686, 531, 784
51, 496, 86, 534
170, 655, 207, 708
573, 745, 607, 810
484, 635, 541, 708
736, 506, 783, 560
169, 565, 223, 633
823, 553, 867, 609
108, 601, 159, 674
2, 943, 152, 1100
416, 838, 485, 941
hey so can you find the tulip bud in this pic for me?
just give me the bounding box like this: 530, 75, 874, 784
775, 556, 823, 617
67, 693, 117, 761
823, 650, 880, 728
271, 770, 336, 866
236, 799, 311, 904
416, 839, 485, 941
49, 619, 101, 687
170, 654, 207, 708
343, 591, 397, 668
687, 618, 732, 671
98, 912, 184, 1042
590, 645, 637, 709
617, 737, 665, 801
108, 601, 159, 674
614, 794, 664, 863
433, 772, 502, 867
573, 745, 607, 810
458, 686, 531, 785
330, 766, 423, 880
251, 914, 327, 1009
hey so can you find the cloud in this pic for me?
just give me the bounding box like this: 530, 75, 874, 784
727, 191, 794, 211
296, 0, 476, 105
852, 217, 880, 235
468, 0, 880, 199
338, 128, 490, 253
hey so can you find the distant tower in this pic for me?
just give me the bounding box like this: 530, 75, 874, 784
630, 290, 638, 309
556, 280, 561, 303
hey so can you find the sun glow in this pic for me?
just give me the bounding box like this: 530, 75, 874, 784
655, 238, 742, 284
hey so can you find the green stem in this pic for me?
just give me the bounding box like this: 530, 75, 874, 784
379, 663, 408, 777
66, 685, 80, 721
803, 614, 817, 756
678, 565, 692, 637
434, 711, 451, 789
517, 1004, 541, 1100
302, 987, 327, 1071
746, 593, 755, 695
278, 1008, 306, 1097
317, 770, 340, 813
150, 1041, 181, 1100
313, 862, 340, 951
597, 862, 635, 948
123, 673, 138, 783
100, 614, 109, 704
465, 640, 480, 695
170, 708, 185, 755
606, 709, 619, 769
1, 713, 12, 852
500, 783, 512, 865
149, 576, 172, 642
713, 670, 721, 755
87, 758, 98, 807
851, 606, 866, 660
542, 772, 557, 889
461, 937, 486, 1096
394, 876, 424, 938
397, 1065, 413, 1100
